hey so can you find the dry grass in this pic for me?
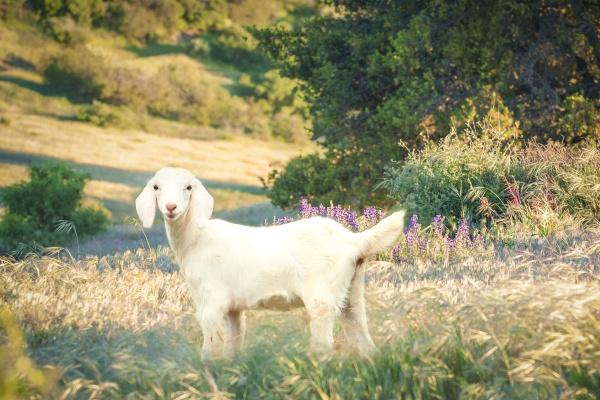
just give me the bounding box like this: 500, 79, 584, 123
1, 227, 599, 398
0, 163, 27, 186
0, 113, 306, 186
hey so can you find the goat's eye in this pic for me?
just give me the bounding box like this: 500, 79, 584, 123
186, 185, 192, 191
153, 185, 159, 191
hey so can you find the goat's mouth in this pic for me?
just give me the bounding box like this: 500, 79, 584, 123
165, 211, 180, 220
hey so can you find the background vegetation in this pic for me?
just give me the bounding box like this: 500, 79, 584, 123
0, 163, 109, 253
381, 121, 600, 235
258, 0, 600, 208
0, 0, 316, 142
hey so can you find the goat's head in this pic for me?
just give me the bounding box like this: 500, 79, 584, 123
135, 167, 213, 228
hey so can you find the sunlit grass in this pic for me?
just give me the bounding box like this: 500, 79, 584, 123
1, 226, 598, 398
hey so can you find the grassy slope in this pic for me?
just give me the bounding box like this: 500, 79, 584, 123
0, 24, 312, 253
1, 228, 599, 398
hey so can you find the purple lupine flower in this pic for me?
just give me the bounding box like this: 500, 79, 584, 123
432, 215, 444, 237
392, 243, 403, 264
454, 218, 471, 247
363, 206, 378, 221
406, 231, 416, 249
408, 214, 419, 230
405, 215, 421, 250
345, 210, 359, 231
363, 206, 385, 228
446, 237, 456, 252
330, 204, 345, 223
298, 198, 311, 217
318, 204, 327, 217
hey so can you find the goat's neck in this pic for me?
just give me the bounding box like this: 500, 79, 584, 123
164, 208, 200, 265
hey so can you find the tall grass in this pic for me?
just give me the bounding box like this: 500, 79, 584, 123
1, 226, 599, 398
382, 122, 600, 238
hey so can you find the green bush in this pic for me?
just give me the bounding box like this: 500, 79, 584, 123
45, 16, 92, 44
209, 26, 271, 72
256, 0, 600, 210
0, 163, 109, 253
381, 127, 515, 228
76, 100, 137, 129
262, 153, 364, 209
558, 94, 600, 145
381, 123, 600, 234
42, 46, 107, 100
270, 110, 306, 142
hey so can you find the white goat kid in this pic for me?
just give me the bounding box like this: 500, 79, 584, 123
136, 167, 405, 360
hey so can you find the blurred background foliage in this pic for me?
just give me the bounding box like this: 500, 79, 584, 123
257, 0, 600, 208
0, 0, 317, 143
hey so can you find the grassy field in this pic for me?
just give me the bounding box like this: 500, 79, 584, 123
1, 226, 599, 399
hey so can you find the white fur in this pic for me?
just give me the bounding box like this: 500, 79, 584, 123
136, 167, 405, 360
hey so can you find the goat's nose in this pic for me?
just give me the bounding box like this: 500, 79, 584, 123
166, 203, 177, 212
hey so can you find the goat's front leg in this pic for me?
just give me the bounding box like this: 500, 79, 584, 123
224, 310, 245, 359
304, 297, 337, 354
197, 305, 227, 361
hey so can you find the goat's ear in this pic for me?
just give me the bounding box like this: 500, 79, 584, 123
135, 184, 156, 228
191, 179, 214, 228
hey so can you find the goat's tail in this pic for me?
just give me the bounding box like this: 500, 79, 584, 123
355, 210, 406, 258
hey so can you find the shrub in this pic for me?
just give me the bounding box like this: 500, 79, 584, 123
381, 125, 515, 228
252, 69, 308, 116
558, 94, 600, 144
179, 0, 228, 30
42, 46, 107, 100
263, 153, 342, 209
45, 16, 92, 45
265, 147, 392, 209
147, 63, 215, 125
270, 110, 307, 142
209, 26, 271, 71
76, 100, 136, 128
381, 122, 600, 236
0, 163, 109, 253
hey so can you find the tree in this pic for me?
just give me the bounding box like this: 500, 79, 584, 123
256, 0, 600, 208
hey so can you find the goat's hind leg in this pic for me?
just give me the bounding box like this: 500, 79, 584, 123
340, 262, 377, 356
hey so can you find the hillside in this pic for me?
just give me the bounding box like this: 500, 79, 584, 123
0, 5, 317, 254
0, 13, 312, 254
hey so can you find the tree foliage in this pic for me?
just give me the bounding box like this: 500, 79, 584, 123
17, 0, 310, 40
257, 0, 600, 208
